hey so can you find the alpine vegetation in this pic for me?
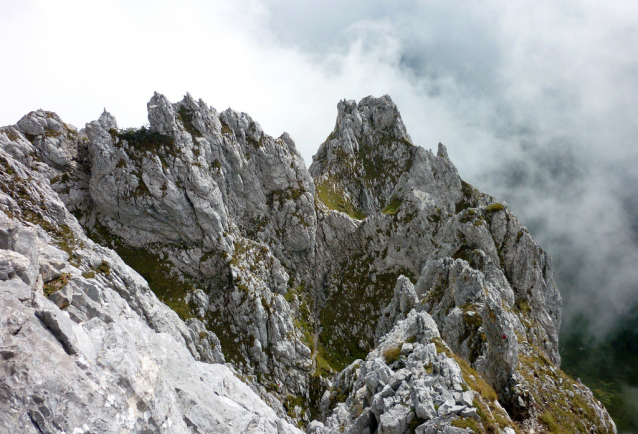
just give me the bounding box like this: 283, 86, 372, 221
0, 93, 616, 433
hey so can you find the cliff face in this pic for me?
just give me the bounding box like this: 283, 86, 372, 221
0, 94, 615, 433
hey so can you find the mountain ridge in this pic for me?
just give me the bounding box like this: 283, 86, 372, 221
0, 93, 615, 433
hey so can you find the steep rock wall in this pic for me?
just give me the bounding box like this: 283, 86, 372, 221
0, 94, 615, 433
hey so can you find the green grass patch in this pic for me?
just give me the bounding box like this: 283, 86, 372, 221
431, 337, 518, 432
518, 342, 614, 433
220, 120, 233, 136
451, 417, 481, 432
383, 346, 402, 364
177, 105, 202, 137
314, 342, 337, 377
315, 178, 366, 220
295, 314, 313, 349
319, 250, 415, 372
266, 187, 307, 208
515, 299, 532, 315
110, 127, 175, 153
86, 222, 197, 321
485, 203, 505, 213
284, 394, 307, 420
455, 181, 480, 213
43, 273, 71, 296
381, 196, 403, 215
540, 412, 559, 433
96, 260, 111, 276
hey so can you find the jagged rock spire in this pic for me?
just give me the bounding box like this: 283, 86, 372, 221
0, 93, 616, 434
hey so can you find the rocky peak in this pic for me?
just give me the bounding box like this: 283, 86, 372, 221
97, 109, 118, 131
334, 95, 412, 146
147, 91, 180, 135
0, 93, 617, 434
310, 95, 416, 217
17, 109, 66, 136
7, 109, 89, 175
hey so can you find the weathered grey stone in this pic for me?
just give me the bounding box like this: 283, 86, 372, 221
458, 390, 474, 407
379, 404, 412, 434
0, 249, 29, 280
38, 257, 65, 282
8, 226, 40, 287
0, 150, 302, 433
459, 406, 480, 420
78, 93, 315, 403
34, 294, 83, 355
0, 276, 31, 301
47, 283, 72, 308
380, 384, 394, 398
415, 424, 468, 434
415, 397, 437, 421
400, 342, 413, 355
437, 398, 456, 416
0, 93, 618, 434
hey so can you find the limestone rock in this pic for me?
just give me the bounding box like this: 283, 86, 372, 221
0, 249, 30, 281
313, 309, 514, 434
0, 147, 302, 433
0, 93, 617, 433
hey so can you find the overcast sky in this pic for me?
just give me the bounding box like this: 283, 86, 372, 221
2, 0, 638, 336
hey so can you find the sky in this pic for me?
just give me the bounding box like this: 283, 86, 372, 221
2, 0, 638, 338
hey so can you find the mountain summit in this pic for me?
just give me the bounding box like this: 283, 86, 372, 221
0, 94, 615, 433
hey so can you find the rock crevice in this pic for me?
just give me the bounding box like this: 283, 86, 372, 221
0, 93, 616, 433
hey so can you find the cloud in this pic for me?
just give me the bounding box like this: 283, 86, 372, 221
2, 0, 638, 337
258, 0, 638, 336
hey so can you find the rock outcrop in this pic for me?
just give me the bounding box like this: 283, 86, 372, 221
0, 94, 616, 433
0, 138, 301, 433
309, 275, 613, 433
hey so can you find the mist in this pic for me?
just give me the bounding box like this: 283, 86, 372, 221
2, 0, 637, 423
258, 0, 638, 337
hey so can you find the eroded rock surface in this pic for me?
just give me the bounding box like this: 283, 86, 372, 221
0, 144, 301, 433
311, 277, 613, 433
0, 94, 616, 433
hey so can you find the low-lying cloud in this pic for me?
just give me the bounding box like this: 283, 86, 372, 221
2, 0, 637, 338
259, 0, 638, 336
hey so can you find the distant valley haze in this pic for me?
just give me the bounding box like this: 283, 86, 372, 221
2, 0, 638, 430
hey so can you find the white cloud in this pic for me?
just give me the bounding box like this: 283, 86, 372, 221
2, 0, 638, 335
